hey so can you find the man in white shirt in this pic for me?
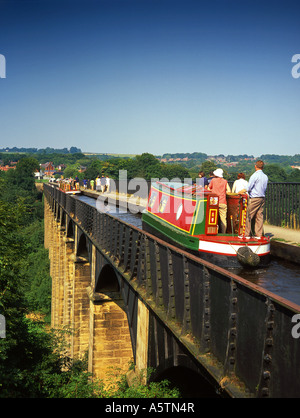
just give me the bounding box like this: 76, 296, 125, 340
96, 176, 101, 191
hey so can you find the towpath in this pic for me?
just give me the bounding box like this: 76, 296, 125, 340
264, 224, 300, 246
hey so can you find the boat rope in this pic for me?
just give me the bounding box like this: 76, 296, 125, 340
241, 195, 247, 237
254, 242, 262, 254
228, 241, 238, 255
228, 239, 262, 257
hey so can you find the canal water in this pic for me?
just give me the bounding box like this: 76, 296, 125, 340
76, 194, 300, 307
233, 259, 300, 306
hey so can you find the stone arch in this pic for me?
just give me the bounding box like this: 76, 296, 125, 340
60, 210, 66, 228
55, 202, 60, 221
89, 262, 134, 383
67, 219, 74, 239
77, 232, 88, 258
95, 264, 120, 293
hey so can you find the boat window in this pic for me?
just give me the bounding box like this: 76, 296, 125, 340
159, 195, 169, 213
148, 191, 158, 208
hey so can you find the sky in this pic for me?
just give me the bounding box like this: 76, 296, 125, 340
0, 0, 299, 156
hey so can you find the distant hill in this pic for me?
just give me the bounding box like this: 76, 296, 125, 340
0, 146, 82, 154
156, 152, 300, 165
83, 153, 136, 158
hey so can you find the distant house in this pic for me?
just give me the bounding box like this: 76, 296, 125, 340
0, 165, 16, 171
0, 159, 18, 171
34, 170, 44, 180
224, 162, 238, 167
56, 164, 66, 171
40, 162, 55, 176
79, 166, 87, 173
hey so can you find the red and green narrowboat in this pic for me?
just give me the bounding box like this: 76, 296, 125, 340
142, 181, 270, 269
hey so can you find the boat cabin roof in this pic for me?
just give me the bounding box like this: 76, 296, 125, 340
154, 181, 211, 196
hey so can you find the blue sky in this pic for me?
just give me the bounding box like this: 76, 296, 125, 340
0, 0, 299, 156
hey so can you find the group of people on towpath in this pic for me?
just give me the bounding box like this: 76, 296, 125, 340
81, 175, 110, 193
199, 160, 268, 238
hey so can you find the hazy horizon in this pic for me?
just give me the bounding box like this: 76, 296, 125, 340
1, 0, 299, 156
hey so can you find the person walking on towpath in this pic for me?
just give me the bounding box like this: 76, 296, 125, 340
105, 175, 110, 192
242, 160, 268, 239
100, 175, 106, 193
96, 175, 101, 191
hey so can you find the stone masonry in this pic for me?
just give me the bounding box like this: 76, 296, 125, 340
44, 201, 137, 383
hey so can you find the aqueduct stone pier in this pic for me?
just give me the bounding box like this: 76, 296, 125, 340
44, 184, 300, 398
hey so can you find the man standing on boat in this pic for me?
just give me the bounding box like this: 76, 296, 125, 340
208, 168, 231, 233
243, 160, 268, 239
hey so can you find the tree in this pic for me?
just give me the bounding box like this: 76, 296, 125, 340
63, 164, 81, 179
134, 153, 162, 179
264, 164, 288, 182
14, 156, 40, 192
84, 160, 104, 179
160, 163, 190, 180
69, 147, 81, 154
287, 169, 300, 182
0, 160, 181, 398
200, 160, 218, 176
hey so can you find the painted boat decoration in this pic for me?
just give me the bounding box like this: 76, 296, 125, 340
142, 181, 270, 269
59, 180, 81, 195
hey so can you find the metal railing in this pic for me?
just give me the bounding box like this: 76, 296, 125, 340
265, 182, 300, 229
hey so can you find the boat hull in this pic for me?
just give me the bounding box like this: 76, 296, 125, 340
63, 190, 82, 195
142, 212, 270, 269
142, 181, 270, 270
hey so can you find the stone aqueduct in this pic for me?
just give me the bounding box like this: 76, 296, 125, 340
44, 192, 214, 395
45, 201, 136, 382
44, 184, 300, 398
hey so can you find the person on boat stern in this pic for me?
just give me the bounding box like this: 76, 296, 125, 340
232, 172, 248, 194
242, 160, 268, 239
207, 171, 214, 185
208, 168, 231, 233
197, 171, 209, 188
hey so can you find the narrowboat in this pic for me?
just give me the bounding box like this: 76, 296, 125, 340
142, 181, 270, 269
58, 180, 81, 195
